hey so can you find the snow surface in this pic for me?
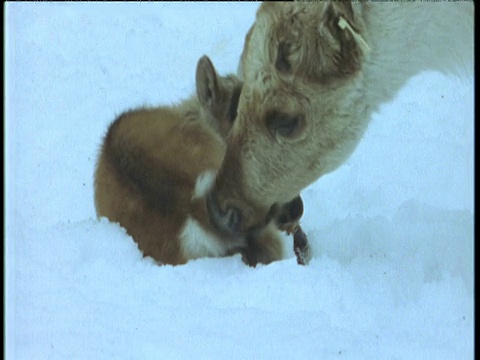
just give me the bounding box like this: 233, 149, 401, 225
5, 3, 474, 359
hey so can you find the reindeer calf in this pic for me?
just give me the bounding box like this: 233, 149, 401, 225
95, 56, 300, 266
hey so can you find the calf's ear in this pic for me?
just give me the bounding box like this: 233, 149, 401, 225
277, 196, 304, 227
196, 55, 219, 108
269, 196, 304, 233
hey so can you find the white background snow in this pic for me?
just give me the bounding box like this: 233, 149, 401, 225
5, 3, 474, 359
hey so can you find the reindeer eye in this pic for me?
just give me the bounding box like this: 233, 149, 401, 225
265, 111, 305, 139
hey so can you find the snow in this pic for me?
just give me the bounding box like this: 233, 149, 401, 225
5, 3, 473, 359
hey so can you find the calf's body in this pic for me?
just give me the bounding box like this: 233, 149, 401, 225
95, 57, 286, 265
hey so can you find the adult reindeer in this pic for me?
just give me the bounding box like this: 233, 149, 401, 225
207, 1, 474, 237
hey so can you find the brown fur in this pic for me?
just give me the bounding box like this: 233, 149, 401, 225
208, 1, 473, 232
94, 56, 285, 266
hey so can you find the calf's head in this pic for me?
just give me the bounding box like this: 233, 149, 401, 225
195, 55, 305, 238
208, 2, 371, 234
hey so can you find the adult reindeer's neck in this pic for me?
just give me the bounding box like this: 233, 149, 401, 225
361, 2, 473, 111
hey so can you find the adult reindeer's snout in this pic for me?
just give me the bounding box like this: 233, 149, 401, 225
206, 135, 249, 236
206, 149, 271, 237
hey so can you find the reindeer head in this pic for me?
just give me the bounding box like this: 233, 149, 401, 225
207, 2, 371, 235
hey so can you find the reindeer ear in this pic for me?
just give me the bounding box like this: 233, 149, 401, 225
324, 1, 369, 53
274, 196, 304, 232
317, 1, 367, 78
196, 55, 219, 108
329, 1, 356, 27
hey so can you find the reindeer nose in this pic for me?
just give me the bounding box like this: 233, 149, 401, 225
206, 190, 243, 236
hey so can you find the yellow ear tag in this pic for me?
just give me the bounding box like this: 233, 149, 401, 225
338, 16, 371, 53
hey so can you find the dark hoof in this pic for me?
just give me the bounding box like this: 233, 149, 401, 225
293, 226, 311, 265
